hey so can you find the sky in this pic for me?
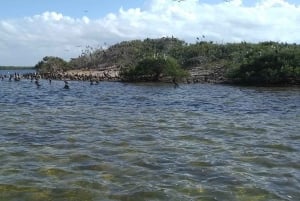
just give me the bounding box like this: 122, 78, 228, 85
1, 0, 300, 66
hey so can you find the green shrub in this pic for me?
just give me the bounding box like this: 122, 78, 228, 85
227, 43, 300, 85
121, 56, 188, 81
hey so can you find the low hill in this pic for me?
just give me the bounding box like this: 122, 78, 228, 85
34, 38, 300, 85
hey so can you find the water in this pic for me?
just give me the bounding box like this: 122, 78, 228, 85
1, 72, 300, 201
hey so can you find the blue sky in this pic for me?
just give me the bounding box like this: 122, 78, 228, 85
1, 0, 280, 19
1, 0, 300, 66
1, 0, 144, 19
2, 0, 299, 19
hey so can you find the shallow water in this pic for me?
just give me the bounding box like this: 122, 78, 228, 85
1, 72, 300, 200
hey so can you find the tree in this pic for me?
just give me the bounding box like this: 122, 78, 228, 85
35, 56, 69, 74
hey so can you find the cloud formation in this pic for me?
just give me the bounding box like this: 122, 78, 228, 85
1, 0, 299, 65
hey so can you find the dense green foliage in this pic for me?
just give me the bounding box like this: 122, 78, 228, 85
121, 56, 188, 81
35, 56, 69, 74
227, 42, 300, 84
34, 37, 300, 85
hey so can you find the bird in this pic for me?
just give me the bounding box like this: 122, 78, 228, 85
64, 80, 70, 89
35, 79, 41, 87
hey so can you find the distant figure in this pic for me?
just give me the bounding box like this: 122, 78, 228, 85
14, 74, 21, 81
64, 80, 69, 89
49, 79, 52, 84
172, 77, 179, 88
90, 79, 94, 85
35, 79, 41, 87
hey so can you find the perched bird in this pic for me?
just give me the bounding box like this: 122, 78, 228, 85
64, 80, 70, 89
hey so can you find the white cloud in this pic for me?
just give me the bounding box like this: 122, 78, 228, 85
1, 0, 300, 65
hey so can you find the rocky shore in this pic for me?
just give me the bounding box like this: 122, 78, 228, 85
32, 64, 228, 84
37, 66, 121, 82
186, 63, 228, 84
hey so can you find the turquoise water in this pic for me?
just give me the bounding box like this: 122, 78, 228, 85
1, 72, 300, 200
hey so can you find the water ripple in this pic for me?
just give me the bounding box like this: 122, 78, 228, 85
1, 74, 300, 200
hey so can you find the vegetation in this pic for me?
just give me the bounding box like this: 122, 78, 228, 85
34, 37, 300, 85
227, 42, 300, 85
120, 56, 188, 81
35, 56, 69, 74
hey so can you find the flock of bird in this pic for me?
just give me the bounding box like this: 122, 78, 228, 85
0, 72, 70, 89
1, 72, 179, 89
